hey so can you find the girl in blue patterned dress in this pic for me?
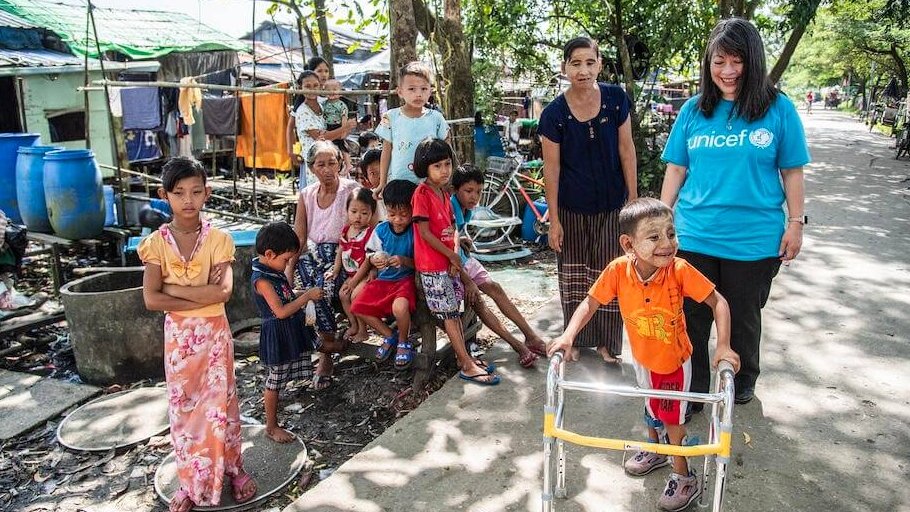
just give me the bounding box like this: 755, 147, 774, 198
251, 222, 322, 443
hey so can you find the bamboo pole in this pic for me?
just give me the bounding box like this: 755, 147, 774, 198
250, 0, 258, 216
80, 80, 392, 97
122, 193, 271, 225
87, 0, 128, 229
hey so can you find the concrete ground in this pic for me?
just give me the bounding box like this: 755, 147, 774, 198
284, 110, 910, 512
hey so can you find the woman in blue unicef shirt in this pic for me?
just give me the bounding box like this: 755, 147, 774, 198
661, 18, 810, 406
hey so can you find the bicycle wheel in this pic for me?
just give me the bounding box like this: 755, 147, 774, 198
466, 175, 519, 246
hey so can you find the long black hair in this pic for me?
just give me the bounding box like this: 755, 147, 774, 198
293, 70, 319, 110
161, 156, 206, 191
697, 18, 777, 123
562, 37, 600, 63
306, 56, 329, 73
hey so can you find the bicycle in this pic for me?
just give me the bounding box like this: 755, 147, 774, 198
467, 156, 549, 248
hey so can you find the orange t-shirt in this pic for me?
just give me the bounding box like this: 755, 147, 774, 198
589, 256, 715, 374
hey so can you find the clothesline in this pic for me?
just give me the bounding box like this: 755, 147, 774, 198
80, 79, 392, 97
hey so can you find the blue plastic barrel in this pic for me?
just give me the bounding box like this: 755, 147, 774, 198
43, 149, 105, 239
0, 133, 41, 223
15, 145, 63, 233
522, 199, 549, 244
103, 185, 116, 226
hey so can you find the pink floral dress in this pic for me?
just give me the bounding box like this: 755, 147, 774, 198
138, 221, 244, 506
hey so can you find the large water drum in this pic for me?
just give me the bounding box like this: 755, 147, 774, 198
44, 149, 105, 239
16, 145, 63, 233
0, 132, 40, 223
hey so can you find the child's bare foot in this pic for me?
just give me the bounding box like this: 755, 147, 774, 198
596, 346, 622, 364
569, 347, 580, 361
343, 326, 359, 340
350, 330, 369, 343
266, 426, 295, 443
169, 489, 194, 512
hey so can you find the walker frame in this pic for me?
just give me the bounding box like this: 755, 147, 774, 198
542, 352, 736, 511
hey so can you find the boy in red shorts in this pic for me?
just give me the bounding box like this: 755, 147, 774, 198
548, 198, 739, 512
348, 180, 419, 369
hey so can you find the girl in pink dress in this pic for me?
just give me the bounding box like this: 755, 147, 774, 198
139, 157, 257, 512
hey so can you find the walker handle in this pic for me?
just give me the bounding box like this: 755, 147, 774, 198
716, 360, 734, 377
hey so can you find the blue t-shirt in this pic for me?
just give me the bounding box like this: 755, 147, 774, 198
537, 83, 631, 214
451, 194, 473, 264
662, 94, 810, 260
365, 221, 415, 281
375, 107, 449, 183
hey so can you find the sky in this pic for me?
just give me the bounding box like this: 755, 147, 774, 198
92, 0, 380, 39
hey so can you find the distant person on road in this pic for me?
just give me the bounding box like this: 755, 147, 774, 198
806, 90, 814, 113
548, 198, 739, 512
539, 36, 638, 364
660, 18, 810, 407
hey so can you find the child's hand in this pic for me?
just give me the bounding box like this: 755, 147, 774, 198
371, 252, 389, 269
208, 263, 225, 285
306, 287, 325, 302
448, 255, 462, 275
339, 281, 352, 296
546, 335, 577, 360
387, 256, 402, 268
324, 270, 337, 282
459, 238, 475, 253
372, 185, 384, 201
464, 281, 481, 306
712, 347, 741, 373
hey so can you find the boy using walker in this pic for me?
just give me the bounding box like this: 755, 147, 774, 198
547, 198, 740, 511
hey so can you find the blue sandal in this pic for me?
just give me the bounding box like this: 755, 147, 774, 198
375, 330, 398, 362
395, 341, 415, 370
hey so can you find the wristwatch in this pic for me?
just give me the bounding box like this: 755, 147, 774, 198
787, 215, 808, 225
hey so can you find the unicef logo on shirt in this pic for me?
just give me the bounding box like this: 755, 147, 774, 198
749, 128, 773, 148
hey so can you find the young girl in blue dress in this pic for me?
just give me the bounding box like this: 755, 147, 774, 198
251, 222, 323, 443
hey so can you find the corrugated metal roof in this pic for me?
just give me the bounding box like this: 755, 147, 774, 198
0, 8, 34, 28
0, 47, 81, 67
0, 0, 248, 59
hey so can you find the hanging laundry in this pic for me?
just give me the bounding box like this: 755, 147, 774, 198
235, 90, 292, 171
124, 129, 162, 162
201, 96, 238, 136
121, 87, 161, 130
176, 116, 193, 157
108, 87, 122, 117
178, 77, 203, 125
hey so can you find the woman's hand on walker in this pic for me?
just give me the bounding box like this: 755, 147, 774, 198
712, 347, 741, 373
548, 220, 563, 252
546, 335, 577, 360
778, 223, 803, 262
